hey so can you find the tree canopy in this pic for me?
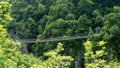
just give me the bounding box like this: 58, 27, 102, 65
1, 0, 120, 68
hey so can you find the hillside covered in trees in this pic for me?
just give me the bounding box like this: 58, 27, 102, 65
0, 0, 120, 68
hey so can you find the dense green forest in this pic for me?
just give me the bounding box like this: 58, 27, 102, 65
0, 0, 120, 68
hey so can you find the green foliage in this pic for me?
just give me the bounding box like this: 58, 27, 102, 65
10, 0, 46, 39
39, 43, 73, 68
77, 0, 94, 14
83, 41, 107, 68
0, 1, 12, 25
83, 40, 120, 68
0, 1, 73, 68
101, 6, 120, 60
0, 24, 73, 68
7, 0, 120, 67
0, 2, 40, 68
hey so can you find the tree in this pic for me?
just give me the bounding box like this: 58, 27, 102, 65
0, 1, 12, 25
83, 40, 120, 68
77, 0, 94, 15
100, 6, 120, 61
7, 0, 120, 67
0, 1, 73, 68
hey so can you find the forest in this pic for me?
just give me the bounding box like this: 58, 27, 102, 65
0, 0, 120, 68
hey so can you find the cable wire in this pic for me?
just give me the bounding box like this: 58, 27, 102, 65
17, 34, 99, 44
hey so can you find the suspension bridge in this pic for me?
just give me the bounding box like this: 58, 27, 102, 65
9, 27, 100, 44
16, 34, 99, 44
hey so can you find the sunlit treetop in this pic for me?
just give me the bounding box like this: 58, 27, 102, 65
0, 1, 12, 25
